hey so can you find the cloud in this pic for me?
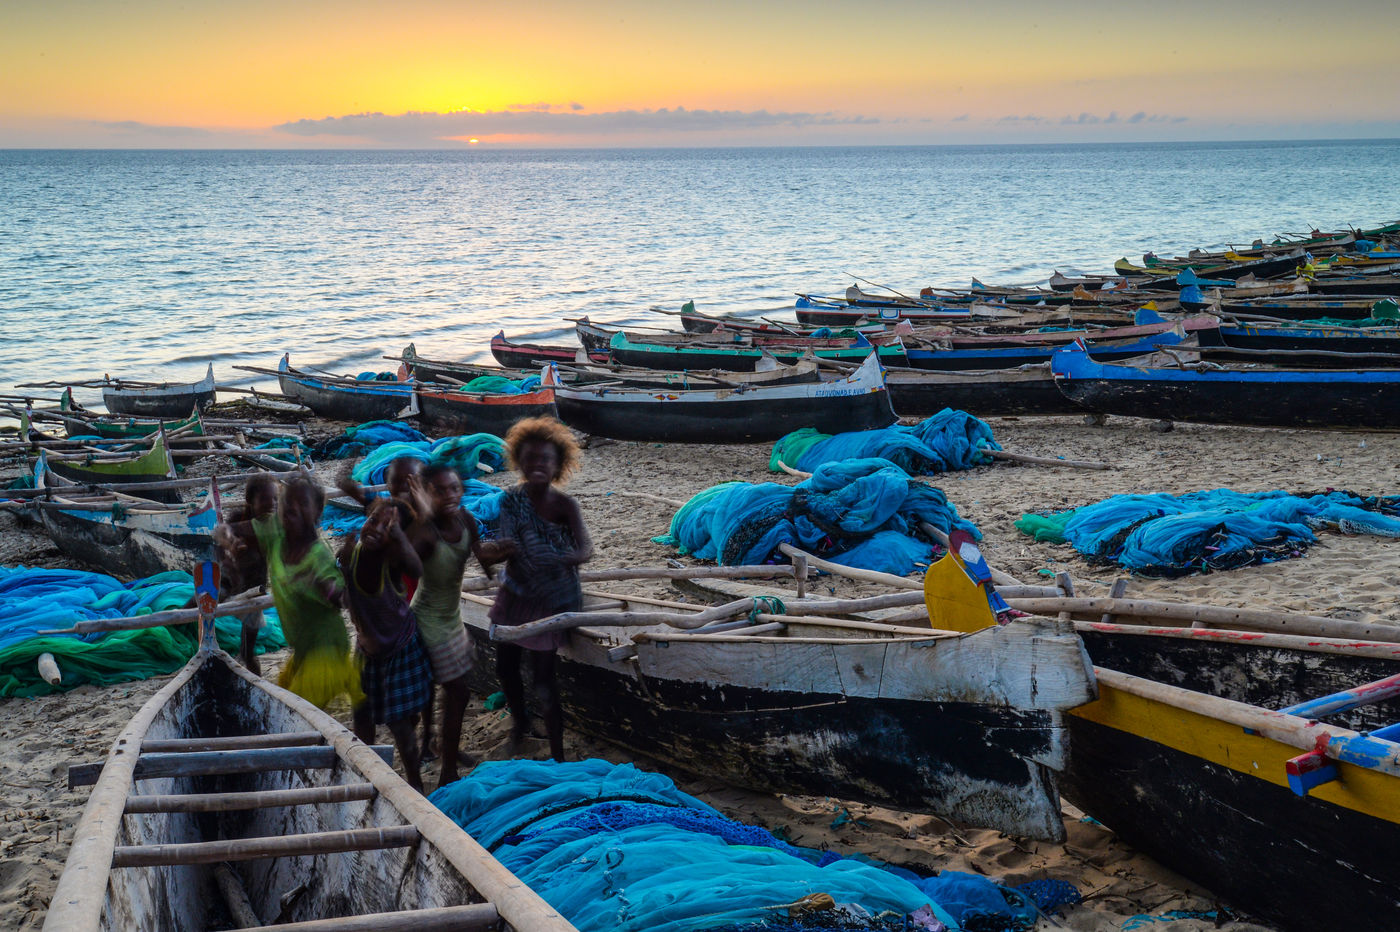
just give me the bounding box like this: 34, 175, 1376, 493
273, 106, 879, 144
92, 120, 212, 138
1058, 111, 1188, 126
997, 114, 1044, 123
951, 113, 970, 122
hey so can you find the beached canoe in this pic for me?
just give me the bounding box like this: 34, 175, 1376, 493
57, 389, 206, 440
489, 332, 606, 369
102, 364, 217, 418
274, 355, 417, 423
415, 383, 558, 436
40, 431, 180, 502
24, 452, 217, 579
460, 565, 1095, 841
48, 645, 576, 931
543, 350, 898, 443
945, 589, 1400, 932
1051, 339, 1400, 428
607, 329, 908, 371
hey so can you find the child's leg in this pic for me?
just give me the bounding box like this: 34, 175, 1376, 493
529, 648, 563, 763
388, 717, 423, 793
496, 643, 529, 741
434, 675, 471, 789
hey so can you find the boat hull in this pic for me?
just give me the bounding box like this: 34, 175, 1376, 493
885, 367, 1080, 417
35, 504, 215, 579
103, 365, 216, 418
277, 357, 414, 423
416, 388, 557, 436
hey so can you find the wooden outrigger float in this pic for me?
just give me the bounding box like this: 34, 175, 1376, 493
47, 637, 578, 931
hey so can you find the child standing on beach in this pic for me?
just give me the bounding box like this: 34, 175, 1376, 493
218, 474, 277, 676
221, 475, 361, 709
342, 498, 432, 792
410, 464, 490, 788
488, 417, 593, 763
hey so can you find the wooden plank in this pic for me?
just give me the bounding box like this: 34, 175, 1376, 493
125, 783, 377, 814
263, 903, 499, 932
68, 745, 394, 788
140, 731, 323, 753
111, 826, 421, 867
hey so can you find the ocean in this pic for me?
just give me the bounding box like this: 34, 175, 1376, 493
2, 140, 1398, 393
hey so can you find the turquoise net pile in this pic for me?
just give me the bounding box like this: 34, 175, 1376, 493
312, 420, 429, 459
430, 759, 1072, 932
349, 432, 506, 485
656, 458, 978, 576
1017, 489, 1400, 576
0, 567, 285, 697
771, 410, 1000, 476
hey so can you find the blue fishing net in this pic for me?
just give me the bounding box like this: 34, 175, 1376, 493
0, 566, 286, 696
349, 433, 505, 485
312, 420, 428, 459
771, 411, 1000, 476
459, 374, 542, 394
656, 458, 977, 576
430, 759, 1049, 932
1016, 489, 1400, 576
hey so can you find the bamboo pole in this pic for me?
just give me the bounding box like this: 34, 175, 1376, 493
256, 903, 500, 932
68, 744, 395, 788
40, 595, 275, 636
125, 783, 377, 814
492, 590, 927, 642
214, 863, 262, 928
111, 825, 421, 867
460, 563, 796, 593
141, 731, 324, 753
1009, 596, 1400, 644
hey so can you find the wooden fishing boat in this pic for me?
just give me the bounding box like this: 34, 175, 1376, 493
58, 389, 206, 439
272, 355, 416, 423
608, 329, 908, 371
415, 382, 558, 436
459, 563, 1095, 842
1206, 321, 1400, 366
48, 643, 575, 931
399, 343, 820, 390
20, 452, 217, 578
573, 317, 903, 357
41, 431, 180, 502
899, 315, 1218, 371
882, 364, 1080, 417
543, 351, 898, 443
944, 587, 1400, 932
103, 364, 217, 418
489, 332, 606, 369
1050, 339, 1400, 428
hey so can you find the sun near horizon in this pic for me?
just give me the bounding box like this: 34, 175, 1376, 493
3, 0, 1398, 148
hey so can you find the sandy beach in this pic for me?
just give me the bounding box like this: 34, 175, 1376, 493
5, 410, 1397, 932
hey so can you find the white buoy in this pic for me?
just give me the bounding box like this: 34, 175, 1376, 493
38, 652, 62, 686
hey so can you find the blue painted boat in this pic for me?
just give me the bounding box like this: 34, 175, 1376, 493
274, 354, 416, 422
1051, 340, 1400, 428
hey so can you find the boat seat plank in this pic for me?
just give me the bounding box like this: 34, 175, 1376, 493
267, 902, 500, 932
69, 744, 394, 788
125, 782, 377, 814
140, 730, 324, 753
111, 825, 421, 867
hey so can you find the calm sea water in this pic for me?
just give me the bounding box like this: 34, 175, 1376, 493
2, 141, 1398, 396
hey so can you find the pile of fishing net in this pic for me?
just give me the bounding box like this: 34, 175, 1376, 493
311, 420, 428, 459
771, 411, 1000, 476
657, 458, 978, 576
453, 374, 542, 394
1017, 488, 1400, 576
349, 433, 506, 485
0, 567, 286, 697
430, 759, 1075, 932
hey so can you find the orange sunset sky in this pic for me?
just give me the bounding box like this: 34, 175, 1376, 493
4, 0, 1399, 147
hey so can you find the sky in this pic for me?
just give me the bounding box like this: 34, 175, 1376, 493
4, 0, 1399, 148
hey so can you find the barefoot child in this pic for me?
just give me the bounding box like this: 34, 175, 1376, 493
488, 417, 593, 763
342, 498, 432, 792
222, 476, 361, 709
218, 474, 277, 676
411, 464, 491, 788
